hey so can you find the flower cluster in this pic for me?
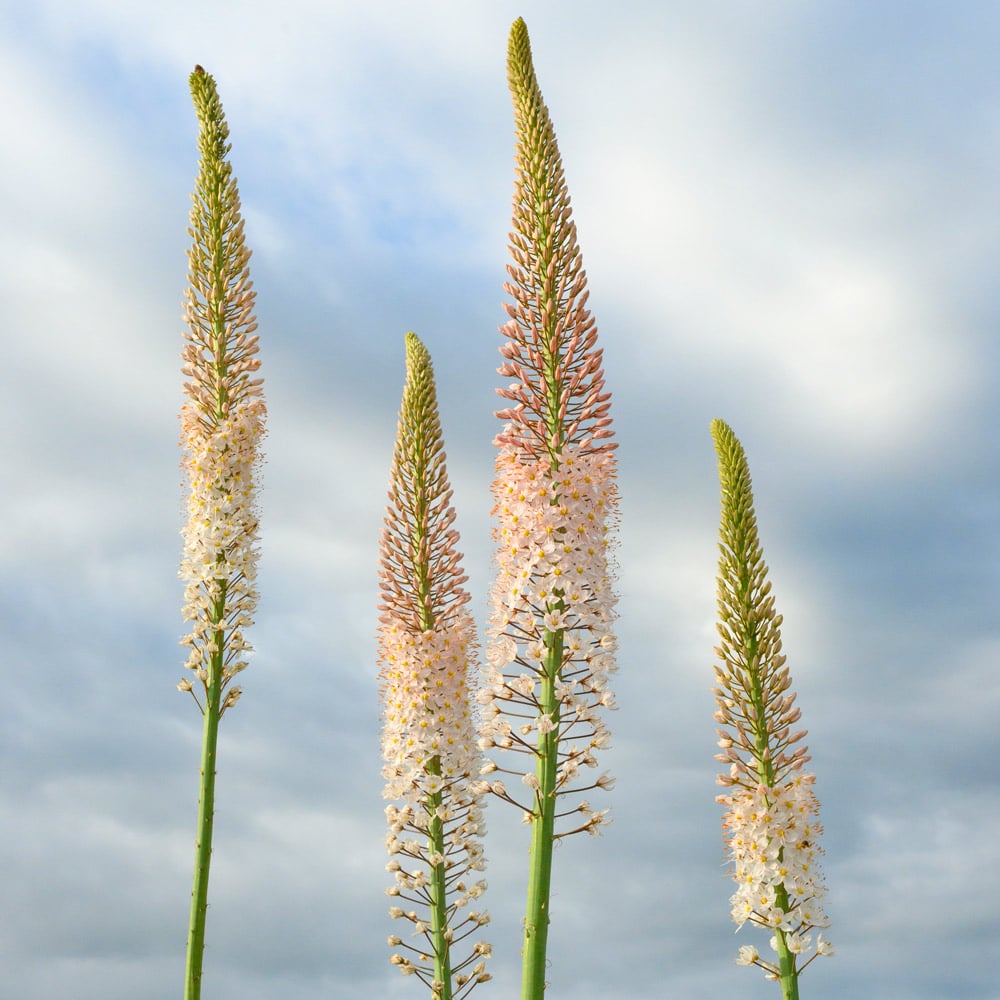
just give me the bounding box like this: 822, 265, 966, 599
481, 22, 622, 991
479, 443, 618, 832
178, 65, 265, 714
380, 617, 491, 995
711, 418, 832, 983
379, 633, 491, 1000
479, 20, 620, 861
381, 619, 481, 803
718, 776, 832, 976
178, 401, 264, 711
378, 333, 490, 997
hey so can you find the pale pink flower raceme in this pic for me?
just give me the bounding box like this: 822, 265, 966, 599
380, 621, 483, 804
378, 333, 489, 997
477, 21, 620, 865
178, 66, 265, 715
380, 617, 491, 991
179, 66, 265, 1000
481, 21, 620, 991
179, 405, 263, 708
480, 445, 618, 827
477, 21, 620, 855
712, 419, 833, 984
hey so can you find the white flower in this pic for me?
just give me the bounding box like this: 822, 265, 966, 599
486, 634, 518, 669
784, 932, 809, 954
721, 777, 830, 970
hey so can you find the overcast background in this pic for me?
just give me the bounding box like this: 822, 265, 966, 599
2, 2, 999, 998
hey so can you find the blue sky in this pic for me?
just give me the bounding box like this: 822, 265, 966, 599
2, 2, 999, 998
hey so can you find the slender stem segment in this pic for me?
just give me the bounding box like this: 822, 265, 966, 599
775, 890, 800, 1000
184, 607, 224, 999
426, 769, 454, 999
520, 627, 562, 999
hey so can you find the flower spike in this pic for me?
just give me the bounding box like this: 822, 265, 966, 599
480, 20, 620, 998
179, 67, 266, 1000
496, 17, 615, 463
378, 333, 490, 1000
711, 419, 832, 998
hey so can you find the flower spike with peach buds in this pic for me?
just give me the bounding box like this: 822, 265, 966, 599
178, 66, 266, 1000
479, 19, 620, 999
711, 419, 832, 1000
378, 333, 491, 1000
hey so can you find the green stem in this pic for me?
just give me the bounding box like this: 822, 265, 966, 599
184, 589, 225, 1000
427, 759, 453, 1000
521, 626, 562, 1000
771, 878, 799, 1000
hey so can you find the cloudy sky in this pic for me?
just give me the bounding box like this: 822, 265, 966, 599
3, 1, 999, 997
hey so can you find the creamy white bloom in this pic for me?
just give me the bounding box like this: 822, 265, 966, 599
377, 334, 490, 992
480, 444, 619, 823
717, 776, 832, 969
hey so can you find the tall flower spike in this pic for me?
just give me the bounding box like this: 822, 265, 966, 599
378, 333, 491, 1000
479, 19, 619, 998
179, 66, 265, 1000
711, 420, 832, 999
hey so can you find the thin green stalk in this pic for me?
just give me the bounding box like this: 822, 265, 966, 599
184, 610, 224, 1000
775, 907, 800, 1000
520, 626, 562, 1000
426, 761, 453, 1000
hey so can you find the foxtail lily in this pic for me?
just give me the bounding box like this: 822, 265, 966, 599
711, 419, 832, 999
178, 66, 265, 1000
478, 20, 619, 998
378, 333, 491, 999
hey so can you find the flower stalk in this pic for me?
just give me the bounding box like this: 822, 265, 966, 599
178, 66, 265, 1000
710, 420, 832, 998
378, 333, 491, 999
478, 20, 619, 999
